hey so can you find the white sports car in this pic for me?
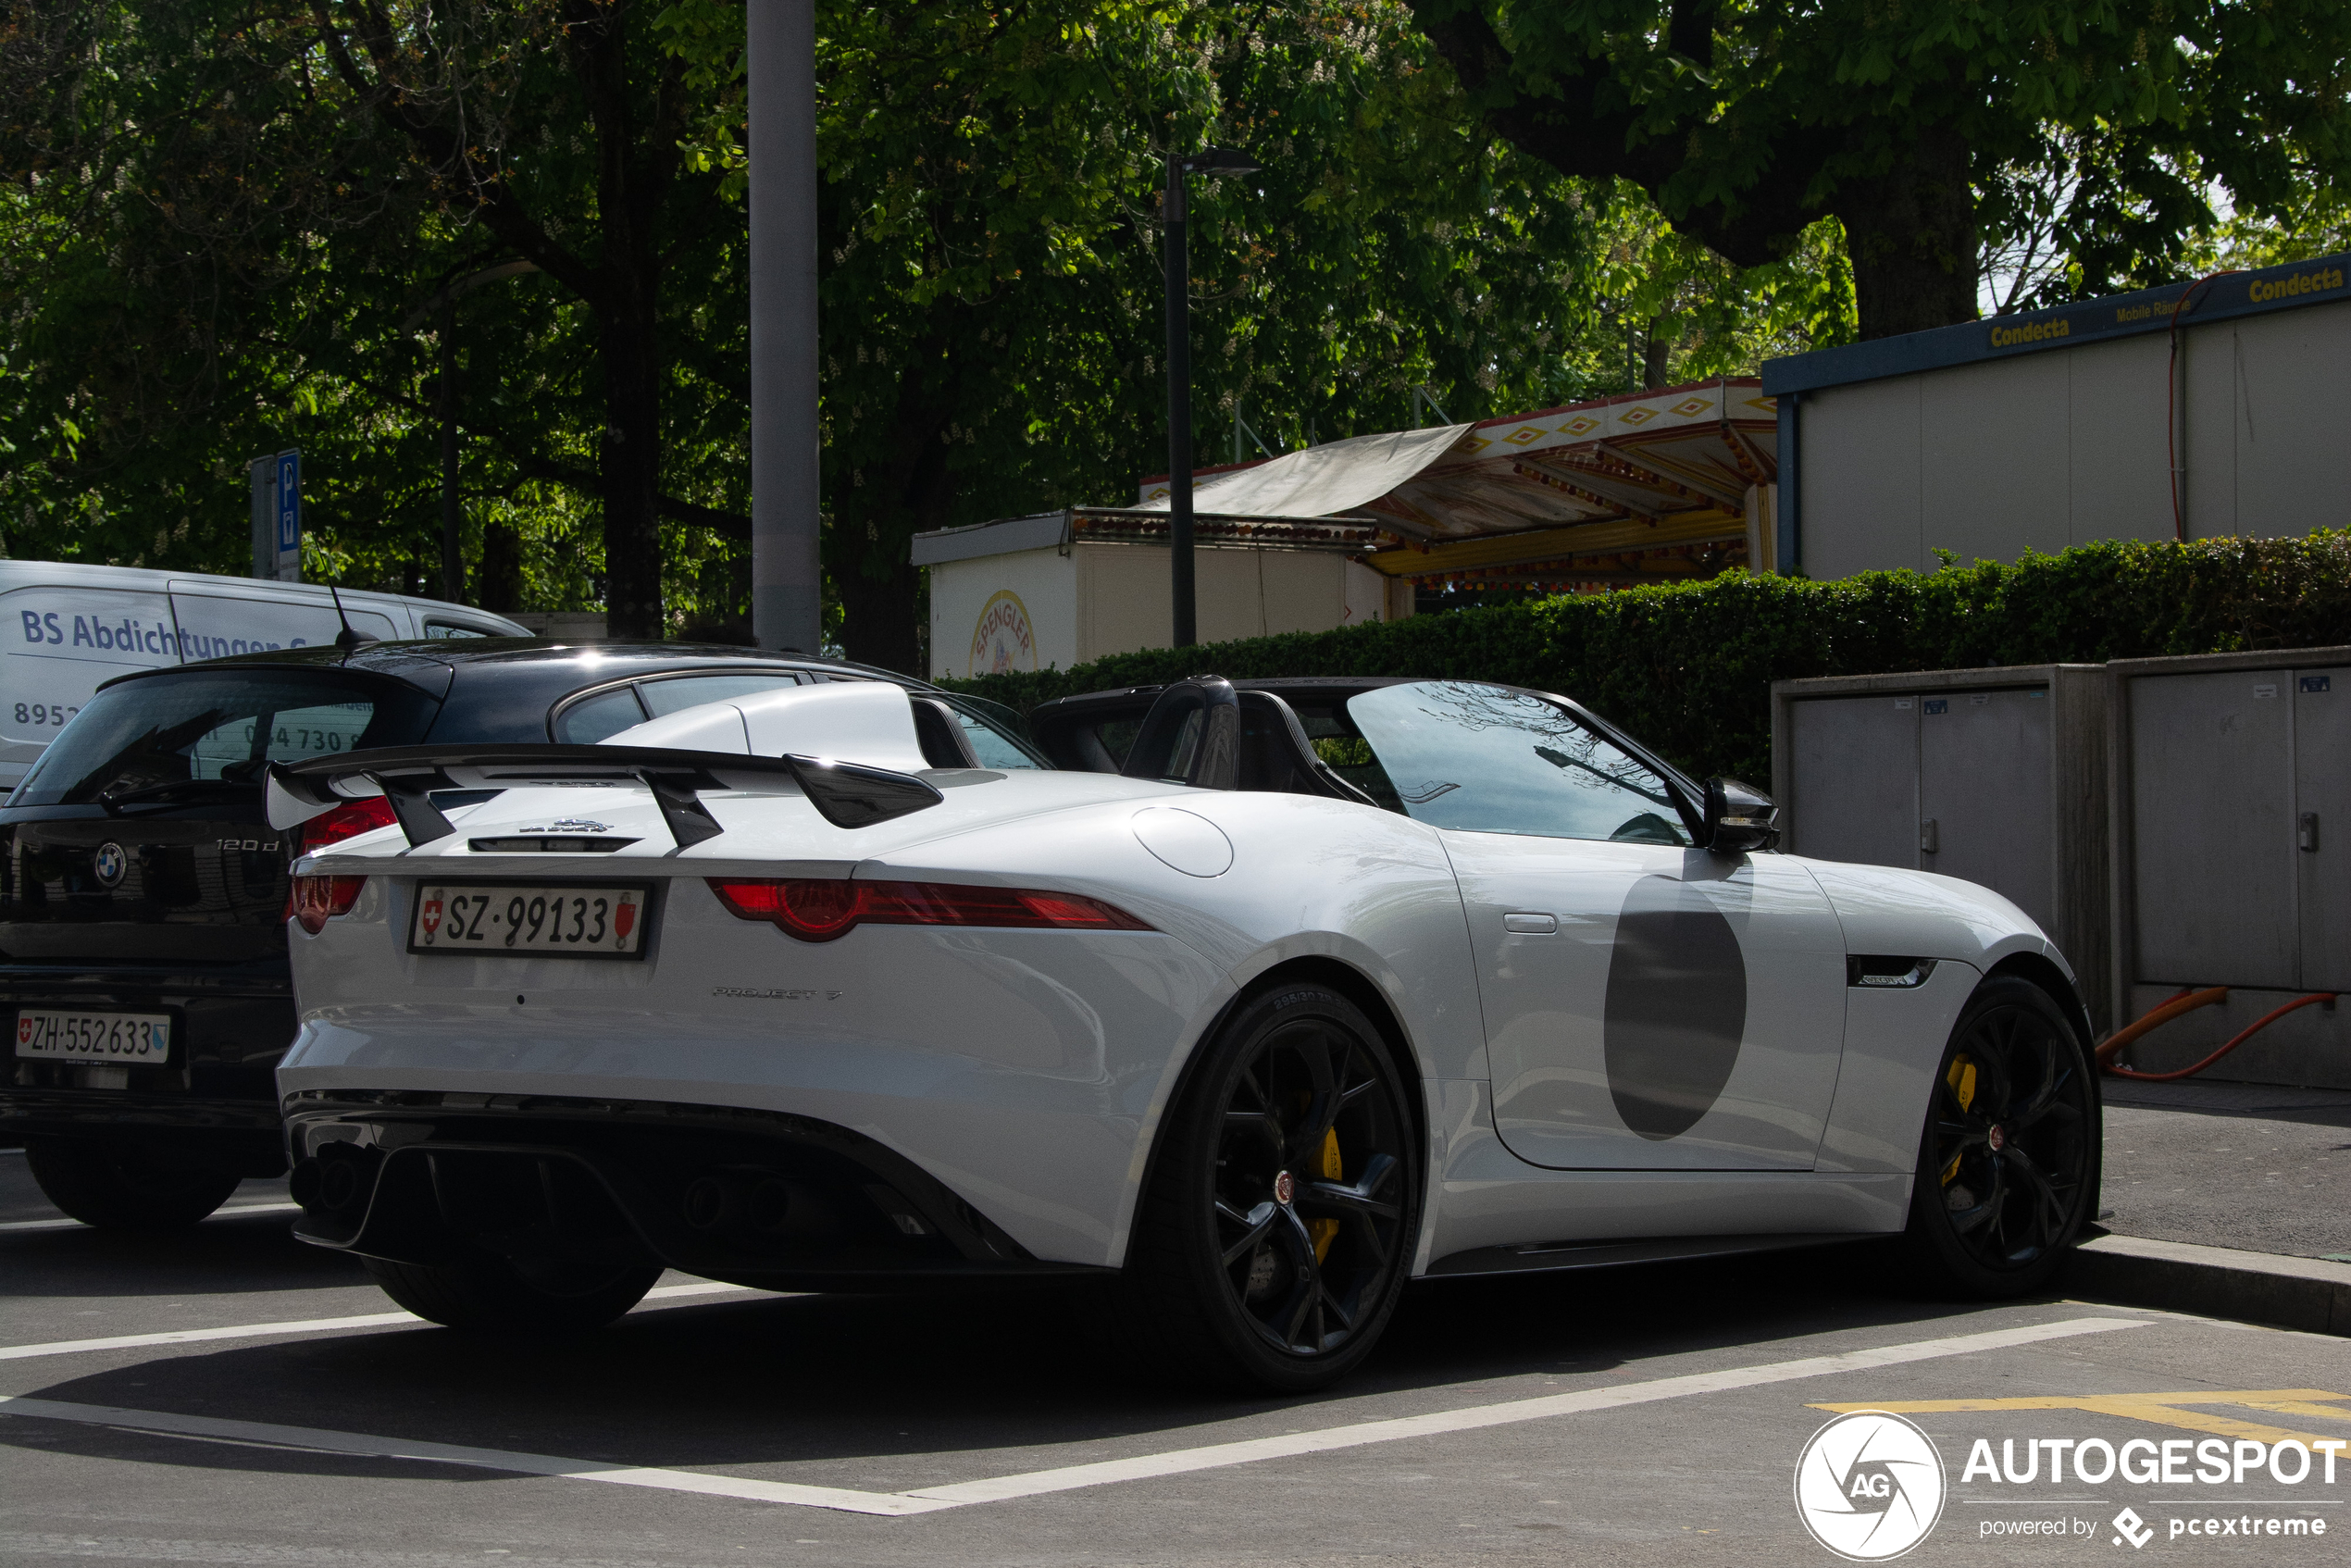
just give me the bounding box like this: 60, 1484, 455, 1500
269, 675, 2100, 1389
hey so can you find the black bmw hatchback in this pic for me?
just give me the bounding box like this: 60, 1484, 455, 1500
0, 639, 1042, 1228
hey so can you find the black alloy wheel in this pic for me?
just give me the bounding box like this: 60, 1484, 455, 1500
1902, 976, 2099, 1296
1120, 982, 1418, 1391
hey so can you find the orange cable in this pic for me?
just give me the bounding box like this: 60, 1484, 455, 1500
2095, 986, 2228, 1066
2105, 992, 2339, 1083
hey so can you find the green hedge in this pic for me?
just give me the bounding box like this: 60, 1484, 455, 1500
939, 532, 2351, 784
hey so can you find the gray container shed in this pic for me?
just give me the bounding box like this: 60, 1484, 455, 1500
2107, 647, 2351, 1087
1771, 665, 2110, 1028
1761, 253, 2351, 579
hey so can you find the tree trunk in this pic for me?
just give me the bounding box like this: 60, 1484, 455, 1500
833, 330, 964, 673
837, 557, 923, 673
1835, 127, 1979, 341
600, 292, 665, 639
1642, 317, 1673, 388
835, 404, 948, 672
479, 521, 523, 614
578, 3, 670, 641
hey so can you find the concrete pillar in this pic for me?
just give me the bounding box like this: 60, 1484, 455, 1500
749, 0, 824, 653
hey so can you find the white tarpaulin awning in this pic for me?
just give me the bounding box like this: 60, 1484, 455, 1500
916, 379, 1778, 585
1130, 423, 1473, 520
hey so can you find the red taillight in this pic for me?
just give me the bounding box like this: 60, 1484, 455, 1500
300, 796, 398, 852
706, 877, 1151, 943
290, 875, 367, 934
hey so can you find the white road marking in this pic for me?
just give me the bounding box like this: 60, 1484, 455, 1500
0, 1281, 758, 1363
0, 1394, 950, 1516
0, 1202, 303, 1234
0, 1315, 2148, 1516
0, 1533, 708, 1566
900, 1315, 2150, 1505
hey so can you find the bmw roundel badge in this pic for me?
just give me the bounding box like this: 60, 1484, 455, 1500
93, 841, 129, 888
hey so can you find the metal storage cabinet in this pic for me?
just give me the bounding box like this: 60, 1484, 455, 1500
2108, 648, 2351, 1086
1771, 665, 2109, 1027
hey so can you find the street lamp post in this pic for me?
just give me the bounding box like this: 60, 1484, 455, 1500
1163, 145, 1259, 650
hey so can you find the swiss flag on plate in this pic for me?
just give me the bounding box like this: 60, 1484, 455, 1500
615, 897, 638, 940
420, 898, 443, 937
16, 1016, 30, 1047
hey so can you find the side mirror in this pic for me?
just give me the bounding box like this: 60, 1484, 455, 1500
1703, 777, 1779, 854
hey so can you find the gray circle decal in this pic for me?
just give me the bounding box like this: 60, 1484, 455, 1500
1603, 875, 1747, 1140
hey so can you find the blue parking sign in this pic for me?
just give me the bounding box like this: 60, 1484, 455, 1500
274, 450, 301, 580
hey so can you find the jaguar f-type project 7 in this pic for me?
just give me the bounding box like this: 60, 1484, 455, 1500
268, 675, 2100, 1389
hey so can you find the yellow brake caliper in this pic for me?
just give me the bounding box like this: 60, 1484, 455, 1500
1309, 1126, 1342, 1262
1941, 1055, 1977, 1185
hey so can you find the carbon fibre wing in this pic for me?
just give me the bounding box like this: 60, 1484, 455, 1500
266, 743, 943, 848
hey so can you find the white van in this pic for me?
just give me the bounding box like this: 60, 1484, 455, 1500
0, 560, 529, 790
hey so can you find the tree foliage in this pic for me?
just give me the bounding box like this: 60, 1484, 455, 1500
0, 0, 762, 633
1406, 0, 2351, 337
75, 5, 2351, 665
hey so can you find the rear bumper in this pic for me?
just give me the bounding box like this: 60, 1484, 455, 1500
4, 964, 291, 1099
3, 964, 292, 1169
282, 1090, 1106, 1292
0, 1091, 287, 1173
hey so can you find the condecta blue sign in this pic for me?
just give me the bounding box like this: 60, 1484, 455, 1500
250, 449, 301, 583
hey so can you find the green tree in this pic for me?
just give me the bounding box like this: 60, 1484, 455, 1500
815, 0, 1855, 667
308, 0, 750, 637
1, 0, 1863, 669
1404, 0, 2351, 337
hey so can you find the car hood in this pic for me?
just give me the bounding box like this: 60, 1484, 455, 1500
1794, 854, 2071, 979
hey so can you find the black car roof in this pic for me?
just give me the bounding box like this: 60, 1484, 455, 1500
97, 639, 925, 695
1028, 676, 1414, 720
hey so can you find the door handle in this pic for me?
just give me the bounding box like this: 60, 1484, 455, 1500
1919, 818, 1939, 854
2301, 812, 2320, 852
1503, 912, 1559, 935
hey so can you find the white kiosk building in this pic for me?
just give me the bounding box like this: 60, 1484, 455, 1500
917, 379, 1780, 678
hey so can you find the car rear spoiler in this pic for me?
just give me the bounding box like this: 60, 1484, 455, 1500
266, 743, 944, 850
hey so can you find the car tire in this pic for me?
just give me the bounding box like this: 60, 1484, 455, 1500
1118, 981, 1421, 1393
23, 1138, 244, 1231
1899, 975, 2101, 1298
362, 1254, 663, 1332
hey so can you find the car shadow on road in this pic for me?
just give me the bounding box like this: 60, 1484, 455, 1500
2, 1241, 2046, 1487
0, 1213, 370, 1300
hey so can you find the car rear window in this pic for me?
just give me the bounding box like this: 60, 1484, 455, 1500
6, 669, 441, 807
638, 672, 805, 717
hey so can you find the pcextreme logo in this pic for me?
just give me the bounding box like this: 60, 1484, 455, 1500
1794, 1411, 1947, 1561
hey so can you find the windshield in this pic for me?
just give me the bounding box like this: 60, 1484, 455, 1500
1345, 680, 1691, 845
8, 669, 442, 808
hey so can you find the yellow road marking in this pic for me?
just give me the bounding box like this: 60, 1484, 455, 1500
1811, 1389, 2351, 1449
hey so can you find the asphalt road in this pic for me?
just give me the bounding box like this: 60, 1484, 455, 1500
4, 1150, 2350, 1568
2100, 1082, 2351, 1261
